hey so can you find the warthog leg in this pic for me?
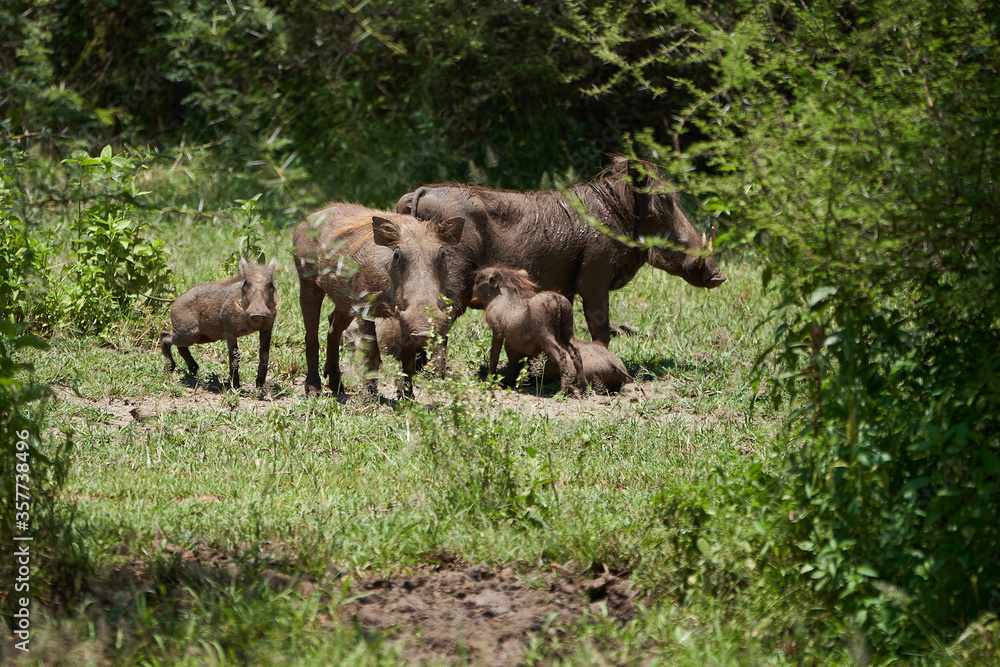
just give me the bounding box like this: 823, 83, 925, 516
299, 277, 326, 395
256, 327, 272, 389
502, 351, 527, 388
177, 347, 199, 376
226, 332, 241, 389
359, 316, 381, 400
325, 308, 353, 395
161, 332, 177, 372
487, 332, 505, 383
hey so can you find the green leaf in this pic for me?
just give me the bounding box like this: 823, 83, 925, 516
901, 476, 930, 496
807, 285, 838, 308
856, 564, 878, 578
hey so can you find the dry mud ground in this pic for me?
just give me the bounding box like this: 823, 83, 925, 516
343, 558, 643, 665
90, 536, 643, 666
53, 372, 730, 432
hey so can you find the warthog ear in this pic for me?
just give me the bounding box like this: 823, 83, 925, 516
436, 216, 465, 246
266, 258, 278, 276
239, 257, 250, 276
372, 216, 402, 247
488, 270, 502, 288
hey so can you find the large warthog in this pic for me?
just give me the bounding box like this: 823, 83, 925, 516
160, 258, 278, 389
397, 157, 725, 348
470, 267, 585, 394
293, 203, 464, 396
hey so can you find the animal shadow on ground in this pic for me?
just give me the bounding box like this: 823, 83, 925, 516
180, 372, 227, 393
628, 355, 708, 382
475, 362, 578, 398
179, 372, 286, 399
315, 383, 403, 407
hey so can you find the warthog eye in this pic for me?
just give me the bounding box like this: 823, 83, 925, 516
392, 247, 402, 267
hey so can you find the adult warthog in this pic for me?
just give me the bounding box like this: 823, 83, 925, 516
396, 157, 725, 349
293, 203, 464, 397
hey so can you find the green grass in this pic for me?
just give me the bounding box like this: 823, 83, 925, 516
13, 214, 877, 666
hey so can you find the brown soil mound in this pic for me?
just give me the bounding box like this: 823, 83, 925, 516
343, 559, 642, 665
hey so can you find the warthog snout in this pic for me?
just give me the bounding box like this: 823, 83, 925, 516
396, 307, 445, 347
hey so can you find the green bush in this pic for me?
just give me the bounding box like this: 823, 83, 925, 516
54, 147, 176, 334
1, 145, 176, 334
576, 0, 1000, 656
0, 156, 53, 325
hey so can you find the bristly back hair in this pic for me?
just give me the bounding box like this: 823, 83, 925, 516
480, 266, 539, 298
420, 156, 683, 235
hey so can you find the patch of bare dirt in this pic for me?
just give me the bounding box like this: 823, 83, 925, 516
343, 559, 643, 666
77, 536, 642, 666
51, 374, 723, 430
52, 385, 300, 428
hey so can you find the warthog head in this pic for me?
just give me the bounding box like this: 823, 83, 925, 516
469, 267, 536, 309
238, 257, 278, 329
372, 214, 465, 346
647, 222, 726, 289
611, 157, 725, 289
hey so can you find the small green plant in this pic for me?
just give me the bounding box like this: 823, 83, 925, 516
223, 193, 270, 275
403, 377, 557, 529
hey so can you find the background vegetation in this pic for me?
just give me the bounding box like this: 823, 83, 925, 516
2, 0, 998, 663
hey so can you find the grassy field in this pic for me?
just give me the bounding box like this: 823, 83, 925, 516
10, 212, 858, 665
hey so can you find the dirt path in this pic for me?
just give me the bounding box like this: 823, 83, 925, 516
52, 373, 728, 433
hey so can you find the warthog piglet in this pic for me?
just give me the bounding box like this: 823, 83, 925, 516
470, 267, 585, 394
161, 258, 278, 389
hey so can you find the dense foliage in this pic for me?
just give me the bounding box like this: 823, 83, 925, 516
1, 0, 692, 205
0, 147, 175, 334
580, 0, 1000, 654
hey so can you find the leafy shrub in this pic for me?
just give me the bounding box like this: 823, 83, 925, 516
222, 194, 271, 275
50, 147, 175, 334
0, 155, 54, 325
576, 0, 1000, 656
